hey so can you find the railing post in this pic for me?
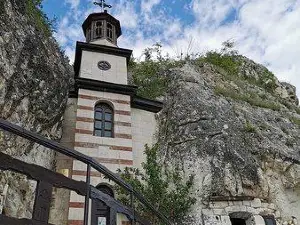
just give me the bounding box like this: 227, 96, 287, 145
84, 164, 91, 225
32, 181, 53, 223
130, 191, 135, 225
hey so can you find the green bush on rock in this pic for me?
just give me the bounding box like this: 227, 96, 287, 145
129, 43, 183, 99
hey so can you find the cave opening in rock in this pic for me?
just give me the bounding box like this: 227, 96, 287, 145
230, 218, 246, 225
229, 212, 253, 225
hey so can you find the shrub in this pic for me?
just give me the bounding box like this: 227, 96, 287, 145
115, 144, 196, 224
198, 51, 241, 77
244, 120, 257, 133
131, 60, 168, 99
130, 44, 183, 99
258, 69, 277, 93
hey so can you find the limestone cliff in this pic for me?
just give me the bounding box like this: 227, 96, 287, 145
156, 57, 300, 223
0, 0, 72, 218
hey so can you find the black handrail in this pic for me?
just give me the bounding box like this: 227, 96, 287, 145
0, 118, 171, 225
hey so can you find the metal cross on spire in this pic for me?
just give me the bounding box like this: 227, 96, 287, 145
93, 0, 112, 12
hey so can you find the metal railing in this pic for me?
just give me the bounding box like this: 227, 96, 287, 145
0, 118, 172, 225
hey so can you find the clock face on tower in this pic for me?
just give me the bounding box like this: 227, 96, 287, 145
97, 61, 111, 71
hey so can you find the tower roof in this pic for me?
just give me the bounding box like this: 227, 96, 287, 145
82, 11, 122, 38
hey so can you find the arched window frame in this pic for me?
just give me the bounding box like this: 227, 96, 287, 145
106, 22, 114, 43
94, 20, 104, 39
94, 102, 114, 138
96, 183, 115, 197
86, 20, 117, 44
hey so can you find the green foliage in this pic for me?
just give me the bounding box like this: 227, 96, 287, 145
215, 86, 281, 111
198, 51, 241, 77
198, 51, 277, 94
26, 0, 56, 37
257, 69, 277, 93
131, 60, 168, 99
241, 69, 277, 94
130, 44, 184, 99
195, 41, 241, 77
131, 41, 281, 101
195, 41, 279, 95
116, 144, 196, 224
290, 117, 300, 126
244, 120, 257, 133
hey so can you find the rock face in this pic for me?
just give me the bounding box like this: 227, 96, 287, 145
158, 59, 300, 223
238, 56, 299, 105
0, 0, 72, 218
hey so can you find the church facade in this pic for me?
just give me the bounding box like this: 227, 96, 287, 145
57, 9, 162, 225
54, 7, 285, 225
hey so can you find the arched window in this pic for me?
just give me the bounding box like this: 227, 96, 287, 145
94, 103, 113, 137
94, 21, 104, 38
92, 184, 115, 225
106, 22, 114, 42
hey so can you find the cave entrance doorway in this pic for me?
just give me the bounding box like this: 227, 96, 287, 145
229, 212, 253, 225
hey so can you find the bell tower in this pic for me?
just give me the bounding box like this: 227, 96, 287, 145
82, 10, 122, 47
58, 1, 163, 225
73, 1, 132, 85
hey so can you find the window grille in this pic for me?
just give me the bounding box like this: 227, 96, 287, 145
94, 103, 113, 138
94, 21, 104, 38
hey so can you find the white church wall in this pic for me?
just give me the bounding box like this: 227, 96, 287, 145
131, 108, 157, 170
79, 50, 128, 85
